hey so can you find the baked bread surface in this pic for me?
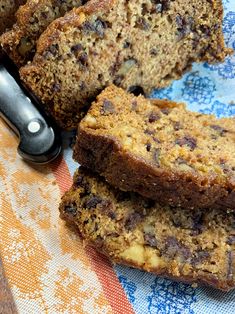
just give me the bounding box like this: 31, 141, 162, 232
20, 0, 230, 128
60, 167, 235, 291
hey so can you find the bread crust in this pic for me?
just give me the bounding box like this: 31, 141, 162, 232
19, 0, 231, 128
59, 167, 235, 291
73, 85, 235, 210
0, 0, 26, 35
0, 0, 84, 66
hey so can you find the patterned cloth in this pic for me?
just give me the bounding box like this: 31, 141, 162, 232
0, 1, 235, 313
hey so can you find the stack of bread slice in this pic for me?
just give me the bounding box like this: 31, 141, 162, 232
0, 0, 234, 291
60, 85, 235, 291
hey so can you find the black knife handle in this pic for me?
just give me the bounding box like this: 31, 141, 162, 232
0, 63, 61, 163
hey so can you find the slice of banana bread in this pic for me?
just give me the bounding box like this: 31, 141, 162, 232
0, 0, 26, 35
59, 168, 235, 291
0, 0, 84, 66
20, 0, 231, 129
74, 85, 235, 210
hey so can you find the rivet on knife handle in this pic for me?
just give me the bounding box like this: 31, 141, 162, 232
0, 63, 61, 163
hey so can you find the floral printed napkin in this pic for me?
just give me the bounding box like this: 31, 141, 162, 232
0, 0, 235, 313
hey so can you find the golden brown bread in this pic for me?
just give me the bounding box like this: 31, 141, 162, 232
20, 0, 231, 128
0, 0, 84, 66
59, 167, 235, 291
74, 85, 235, 210
0, 0, 26, 35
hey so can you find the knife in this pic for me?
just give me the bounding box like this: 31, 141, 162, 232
0, 57, 61, 164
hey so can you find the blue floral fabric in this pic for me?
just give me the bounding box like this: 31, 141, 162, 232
63, 1, 235, 312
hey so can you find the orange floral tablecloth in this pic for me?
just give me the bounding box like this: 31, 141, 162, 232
0, 119, 135, 313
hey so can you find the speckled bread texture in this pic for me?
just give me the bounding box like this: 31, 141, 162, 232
0, 0, 25, 35
59, 167, 235, 291
19, 0, 231, 129
0, 0, 84, 67
74, 85, 235, 210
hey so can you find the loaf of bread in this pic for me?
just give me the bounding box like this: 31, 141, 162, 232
0, 0, 84, 66
59, 167, 235, 291
19, 0, 230, 128
74, 85, 235, 210
0, 0, 25, 35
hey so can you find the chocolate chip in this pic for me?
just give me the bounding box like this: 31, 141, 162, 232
173, 121, 182, 131
109, 54, 122, 76
227, 235, 235, 245
220, 162, 232, 174
220, 158, 227, 165
175, 136, 197, 151
128, 86, 145, 96
191, 213, 204, 235
97, 199, 114, 217
161, 108, 170, 115
172, 216, 183, 228
144, 129, 155, 136
93, 18, 108, 38
176, 15, 194, 40
100, 99, 115, 115
192, 250, 210, 265
44, 43, 59, 58
141, 3, 149, 14
153, 137, 161, 144
176, 15, 186, 30
123, 41, 131, 48
144, 233, 158, 247
71, 44, 83, 53
98, 73, 103, 81
153, 0, 171, 13
125, 212, 142, 231
210, 125, 228, 136
81, 20, 93, 31
199, 25, 211, 38
40, 11, 48, 19
74, 175, 84, 187
78, 52, 88, 67
136, 17, 150, 31
146, 143, 152, 152
148, 112, 160, 123
108, 211, 116, 220
82, 19, 107, 37
52, 82, 61, 92
79, 81, 86, 91
150, 47, 158, 56
49, 44, 59, 56
84, 195, 103, 209
153, 148, 161, 166
74, 175, 91, 196
164, 236, 191, 260
64, 202, 77, 217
